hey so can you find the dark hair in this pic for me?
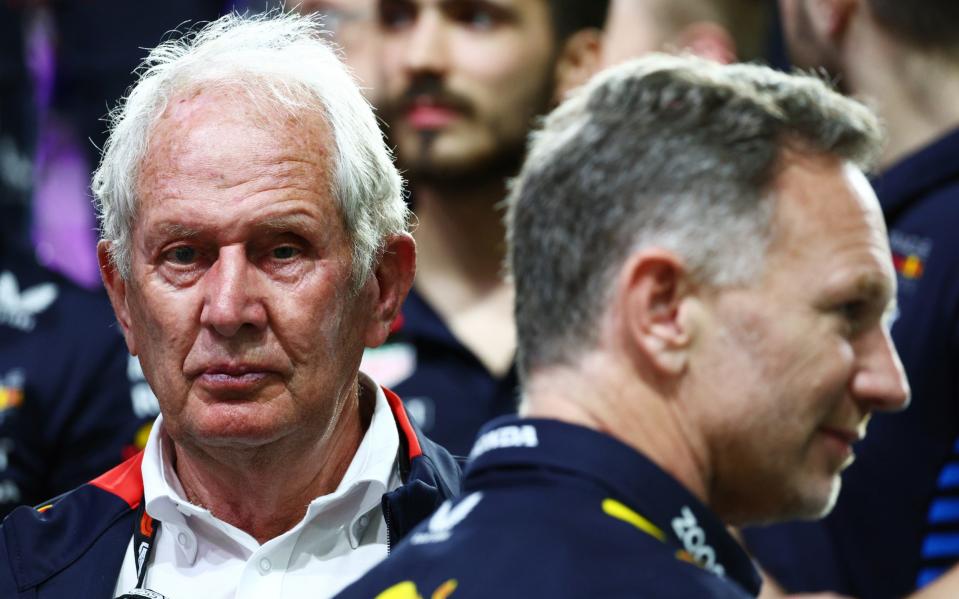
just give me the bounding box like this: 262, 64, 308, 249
546, 0, 609, 42
868, 0, 959, 50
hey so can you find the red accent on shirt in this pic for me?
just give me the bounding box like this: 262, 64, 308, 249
90, 450, 145, 509
383, 386, 423, 461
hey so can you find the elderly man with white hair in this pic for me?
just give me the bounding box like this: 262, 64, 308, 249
0, 11, 460, 599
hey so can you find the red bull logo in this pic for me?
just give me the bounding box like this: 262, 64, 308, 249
893, 252, 924, 280
0, 385, 23, 412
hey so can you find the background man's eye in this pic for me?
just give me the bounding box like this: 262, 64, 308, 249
463, 9, 494, 29
171, 247, 196, 264
273, 246, 299, 260
380, 2, 415, 28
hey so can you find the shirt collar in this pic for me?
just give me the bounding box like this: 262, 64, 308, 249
141, 373, 400, 560
466, 416, 761, 596
872, 127, 959, 219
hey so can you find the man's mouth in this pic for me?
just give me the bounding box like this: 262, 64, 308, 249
405, 98, 461, 129
193, 365, 277, 394
818, 426, 863, 445
817, 425, 864, 465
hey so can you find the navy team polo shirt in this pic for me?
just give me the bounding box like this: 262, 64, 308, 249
360, 288, 519, 457
744, 128, 959, 597
0, 244, 158, 518
337, 417, 762, 598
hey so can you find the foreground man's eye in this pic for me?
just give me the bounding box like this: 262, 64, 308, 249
169, 246, 197, 265
272, 246, 300, 260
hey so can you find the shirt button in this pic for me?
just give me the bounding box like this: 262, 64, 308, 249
259, 558, 272, 574
359, 515, 370, 528
177, 532, 188, 547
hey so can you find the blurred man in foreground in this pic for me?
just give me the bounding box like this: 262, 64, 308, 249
359, 0, 608, 456
0, 12, 460, 598
744, 1, 959, 596
339, 54, 910, 598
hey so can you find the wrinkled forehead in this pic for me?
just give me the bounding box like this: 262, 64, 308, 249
138, 84, 334, 188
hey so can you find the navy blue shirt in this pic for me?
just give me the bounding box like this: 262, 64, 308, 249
744, 129, 959, 598
0, 245, 158, 518
338, 417, 762, 598
360, 288, 519, 456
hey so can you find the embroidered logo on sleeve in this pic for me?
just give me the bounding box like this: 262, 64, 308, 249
889, 230, 933, 294
376, 579, 458, 599
672, 506, 725, 577
0, 369, 25, 424
469, 425, 538, 459
0, 271, 58, 332
411, 492, 483, 545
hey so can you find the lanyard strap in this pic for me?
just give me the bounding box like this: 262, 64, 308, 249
131, 499, 162, 589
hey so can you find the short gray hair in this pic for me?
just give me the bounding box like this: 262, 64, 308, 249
92, 11, 409, 289
507, 54, 883, 377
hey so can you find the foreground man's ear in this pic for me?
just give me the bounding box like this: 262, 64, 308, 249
364, 233, 416, 348
98, 240, 139, 356
614, 248, 698, 378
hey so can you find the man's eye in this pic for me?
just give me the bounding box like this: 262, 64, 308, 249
839, 301, 866, 322
380, 1, 416, 29
168, 246, 197, 265
466, 10, 494, 29
447, 2, 505, 30
272, 246, 300, 260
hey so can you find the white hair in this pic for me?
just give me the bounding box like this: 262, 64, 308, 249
92, 10, 408, 289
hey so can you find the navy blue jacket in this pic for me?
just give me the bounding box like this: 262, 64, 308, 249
744, 129, 959, 597
338, 417, 762, 598
361, 288, 519, 457
0, 387, 462, 599
0, 244, 156, 518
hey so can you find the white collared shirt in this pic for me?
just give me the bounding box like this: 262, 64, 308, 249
113, 374, 401, 599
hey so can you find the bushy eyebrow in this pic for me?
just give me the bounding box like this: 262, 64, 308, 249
155, 222, 201, 239
255, 214, 319, 235
151, 214, 319, 241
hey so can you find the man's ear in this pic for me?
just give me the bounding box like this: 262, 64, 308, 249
553, 28, 603, 104
97, 240, 138, 356
363, 233, 416, 348
671, 22, 738, 64
806, 0, 858, 42
614, 248, 698, 378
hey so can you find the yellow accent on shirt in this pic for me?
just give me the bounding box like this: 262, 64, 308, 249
602, 498, 666, 542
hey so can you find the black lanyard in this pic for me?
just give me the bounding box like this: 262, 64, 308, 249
116, 498, 167, 599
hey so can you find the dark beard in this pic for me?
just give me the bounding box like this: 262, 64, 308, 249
401, 132, 528, 191
379, 72, 554, 191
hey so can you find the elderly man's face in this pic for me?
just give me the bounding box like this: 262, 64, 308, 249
378, 0, 557, 180
689, 150, 909, 524
105, 90, 379, 452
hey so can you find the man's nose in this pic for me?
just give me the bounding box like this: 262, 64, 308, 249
403, 10, 449, 75
199, 245, 268, 337
851, 325, 911, 413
